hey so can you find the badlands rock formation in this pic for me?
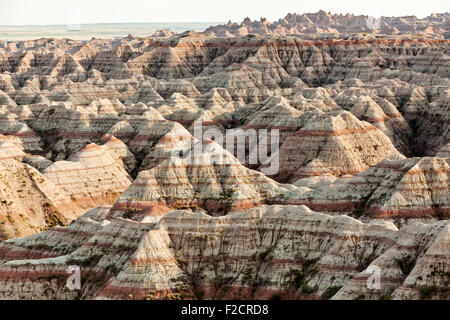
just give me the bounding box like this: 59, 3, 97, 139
0, 13, 448, 299
0, 135, 131, 241
0, 204, 447, 300
205, 11, 450, 37
279, 150, 450, 220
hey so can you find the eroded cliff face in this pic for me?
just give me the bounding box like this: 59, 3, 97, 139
0, 136, 131, 240
279, 149, 450, 220
0, 22, 448, 299
204, 12, 450, 38
0, 204, 447, 300
1, 35, 448, 172
0, 139, 447, 300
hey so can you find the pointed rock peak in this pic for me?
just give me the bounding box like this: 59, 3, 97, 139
302, 109, 365, 131
78, 143, 103, 153
142, 107, 165, 120
166, 92, 196, 106
101, 134, 121, 144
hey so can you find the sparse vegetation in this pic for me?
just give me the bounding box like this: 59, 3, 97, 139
322, 285, 343, 300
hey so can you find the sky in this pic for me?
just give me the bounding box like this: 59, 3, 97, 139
0, 0, 449, 25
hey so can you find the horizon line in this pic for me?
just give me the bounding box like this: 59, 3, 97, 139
1, 10, 448, 27
0, 21, 226, 27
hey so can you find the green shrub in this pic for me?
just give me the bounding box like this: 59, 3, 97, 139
321, 285, 343, 300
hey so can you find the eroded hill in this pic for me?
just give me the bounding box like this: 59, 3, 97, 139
0, 27, 448, 299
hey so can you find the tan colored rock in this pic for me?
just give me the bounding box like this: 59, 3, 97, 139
43, 143, 132, 211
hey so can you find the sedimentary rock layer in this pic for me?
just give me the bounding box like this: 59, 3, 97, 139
0, 205, 447, 300
0, 15, 448, 300
205, 11, 449, 38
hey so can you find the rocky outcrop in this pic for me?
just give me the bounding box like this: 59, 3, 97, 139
333, 220, 449, 300
0, 136, 131, 240
277, 110, 401, 181
281, 155, 450, 220
110, 138, 294, 220
0, 204, 447, 300
0, 154, 82, 241
0, 13, 448, 300
43, 142, 132, 210
205, 12, 449, 37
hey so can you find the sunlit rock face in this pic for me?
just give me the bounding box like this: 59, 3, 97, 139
0, 15, 448, 300
0, 205, 447, 300
205, 12, 450, 38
